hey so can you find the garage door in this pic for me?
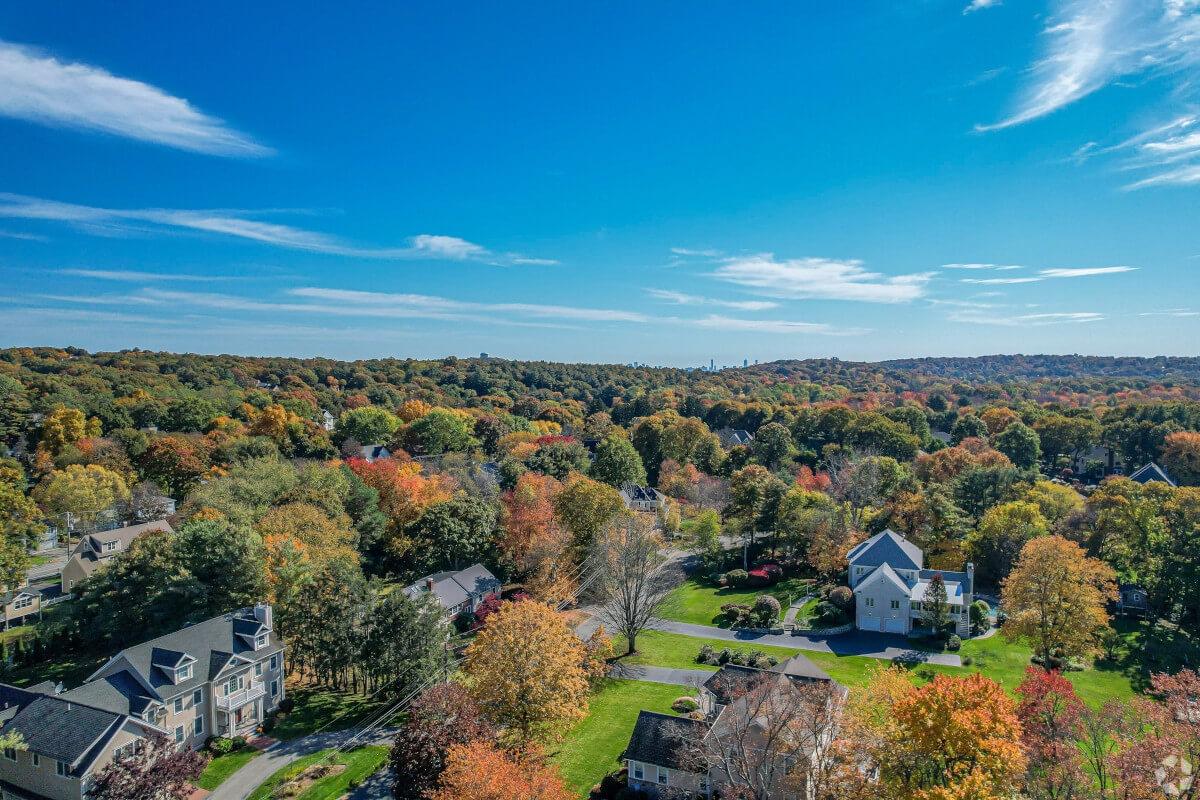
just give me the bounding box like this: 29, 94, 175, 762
885, 617, 906, 634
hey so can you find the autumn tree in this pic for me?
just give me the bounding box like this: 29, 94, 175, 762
1016, 667, 1086, 800
1002, 535, 1117, 669
347, 456, 454, 563
552, 473, 626, 556
1160, 430, 1200, 486
33, 463, 130, 543
89, 732, 206, 800
464, 600, 590, 746
592, 516, 674, 655
966, 500, 1049, 586
500, 472, 572, 600
39, 405, 101, 455
0, 474, 42, 590
589, 434, 647, 488
139, 435, 210, 496
429, 741, 573, 800
881, 673, 1025, 800
390, 683, 496, 800
335, 406, 401, 445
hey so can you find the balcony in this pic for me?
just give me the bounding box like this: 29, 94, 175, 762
216, 678, 266, 711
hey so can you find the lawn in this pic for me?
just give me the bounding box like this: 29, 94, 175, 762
246, 746, 388, 800
198, 748, 260, 790
615, 628, 1142, 707
657, 577, 815, 627
269, 685, 393, 741
551, 679, 684, 797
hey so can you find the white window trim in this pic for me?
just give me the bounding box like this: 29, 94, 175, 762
55, 759, 67, 777
173, 696, 184, 713
3, 748, 16, 762
194, 716, 204, 736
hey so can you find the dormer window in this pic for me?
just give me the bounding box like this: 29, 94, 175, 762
255, 634, 269, 650
175, 663, 193, 682
102, 540, 118, 553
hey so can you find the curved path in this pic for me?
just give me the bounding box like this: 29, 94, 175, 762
649, 618, 963, 667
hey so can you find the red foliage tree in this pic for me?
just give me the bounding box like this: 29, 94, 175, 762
1016, 667, 1086, 800
89, 733, 206, 800
389, 682, 497, 800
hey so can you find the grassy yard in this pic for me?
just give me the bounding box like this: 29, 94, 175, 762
198, 748, 260, 790
615, 627, 1143, 707
246, 746, 388, 800
552, 679, 685, 797
657, 577, 814, 627
270, 685, 393, 741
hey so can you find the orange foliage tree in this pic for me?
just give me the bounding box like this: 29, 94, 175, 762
1160, 430, 1200, 486
428, 741, 572, 800
347, 456, 455, 559
499, 472, 573, 601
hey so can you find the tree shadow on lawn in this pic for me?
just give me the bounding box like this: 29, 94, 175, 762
1096, 618, 1200, 694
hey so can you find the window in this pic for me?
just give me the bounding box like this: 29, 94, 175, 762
270, 655, 278, 671
891, 600, 900, 610
633, 764, 644, 780
13, 595, 32, 610
864, 597, 874, 607
174, 725, 184, 744
193, 689, 203, 706
175, 663, 193, 682
255, 662, 263, 677
270, 680, 279, 697
3, 748, 15, 761
31, 753, 39, 767
911, 601, 921, 610
174, 696, 184, 713
194, 717, 204, 736
56, 760, 67, 777
255, 634, 269, 650
226, 676, 243, 695
102, 540, 118, 553
658, 769, 669, 785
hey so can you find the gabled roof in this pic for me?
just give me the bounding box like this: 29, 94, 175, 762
67, 520, 174, 580
360, 444, 391, 461
620, 484, 665, 504
847, 529, 923, 571
1128, 462, 1177, 487
0, 686, 127, 772
775, 654, 833, 682
703, 664, 769, 706
621, 711, 709, 771
403, 563, 500, 612
855, 562, 912, 596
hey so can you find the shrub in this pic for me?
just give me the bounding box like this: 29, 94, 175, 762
996, 610, 1008, 626
672, 696, 699, 713
231, 736, 247, 750
758, 563, 784, 583
697, 644, 715, 664
720, 602, 752, 627
947, 634, 962, 651
751, 595, 781, 626
686, 710, 705, 721
718, 648, 733, 664
208, 737, 235, 755
746, 568, 771, 588
277, 697, 295, 714
962, 655, 974, 666
813, 601, 848, 626
730, 650, 749, 666
724, 569, 749, 588
828, 586, 854, 611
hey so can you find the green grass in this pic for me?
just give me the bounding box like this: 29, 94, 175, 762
615, 627, 1142, 707
198, 748, 260, 790
246, 746, 388, 800
269, 686, 392, 741
657, 577, 814, 627
0, 625, 35, 645
28, 554, 53, 567
552, 679, 684, 797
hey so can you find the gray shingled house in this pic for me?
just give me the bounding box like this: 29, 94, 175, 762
0, 605, 284, 800
60, 520, 174, 594
402, 563, 501, 619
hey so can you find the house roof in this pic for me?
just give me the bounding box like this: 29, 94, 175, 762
847, 529, 923, 571
775, 654, 833, 682
65, 607, 281, 716
0, 685, 126, 772
403, 563, 500, 612
1128, 462, 1177, 487
854, 562, 912, 596
67, 519, 174, 580
702, 654, 832, 706
621, 711, 709, 771
621, 484, 664, 504
913, 578, 963, 603
360, 444, 391, 461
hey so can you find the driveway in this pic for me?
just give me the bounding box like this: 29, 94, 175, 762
649, 618, 962, 667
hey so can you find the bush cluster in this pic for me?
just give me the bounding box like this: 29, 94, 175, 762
696, 643, 779, 669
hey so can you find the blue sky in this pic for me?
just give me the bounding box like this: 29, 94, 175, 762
1, 1, 1199, 366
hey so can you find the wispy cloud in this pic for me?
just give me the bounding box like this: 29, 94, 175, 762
691, 315, 868, 336
289, 287, 646, 322
670, 247, 724, 258
0, 228, 46, 241
711, 254, 933, 303
0, 40, 270, 157
961, 265, 1137, 284
59, 268, 235, 282
964, 0, 1002, 14
979, 1, 1200, 132
0, 193, 556, 265
942, 263, 1024, 270
948, 309, 1105, 325
646, 288, 779, 311
1139, 307, 1200, 317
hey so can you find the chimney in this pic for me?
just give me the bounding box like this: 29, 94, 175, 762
254, 603, 273, 630
425, 577, 435, 591
966, 562, 975, 595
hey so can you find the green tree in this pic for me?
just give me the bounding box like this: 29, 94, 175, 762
1032, 413, 1101, 465
848, 413, 920, 460
682, 509, 725, 572
360, 589, 445, 695
525, 439, 589, 480
409, 495, 497, 572
589, 435, 647, 487
995, 422, 1041, 471
920, 573, 950, 633
174, 518, 266, 618
406, 410, 477, 455
163, 396, 218, 432
336, 406, 402, 446
752, 422, 796, 470
951, 414, 988, 444
967, 501, 1050, 586
552, 474, 626, 555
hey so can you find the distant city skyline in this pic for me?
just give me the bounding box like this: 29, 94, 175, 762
1, 2, 1198, 365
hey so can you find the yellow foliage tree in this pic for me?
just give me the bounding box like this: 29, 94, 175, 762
464, 600, 590, 747
255, 501, 358, 595
33, 464, 129, 534
1002, 534, 1117, 668
39, 406, 101, 455
429, 741, 572, 800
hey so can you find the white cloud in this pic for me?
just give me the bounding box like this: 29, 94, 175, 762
0, 193, 555, 264
670, 247, 724, 257
0, 228, 46, 241
59, 268, 227, 282
961, 265, 1137, 284
0, 40, 270, 156
979, 0, 1200, 132
1139, 307, 1200, 316
646, 288, 779, 311
691, 315, 868, 336
711, 254, 933, 303
942, 263, 1023, 270
964, 0, 1003, 14
948, 309, 1105, 325
289, 287, 649, 323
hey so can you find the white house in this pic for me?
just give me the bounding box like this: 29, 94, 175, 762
619, 484, 666, 513
848, 529, 973, 637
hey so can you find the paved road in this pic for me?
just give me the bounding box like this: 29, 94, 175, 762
346, 765, 392, 799
648, 618, 963, 666
207, 727, 395, 800
608, 663, 713, 687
